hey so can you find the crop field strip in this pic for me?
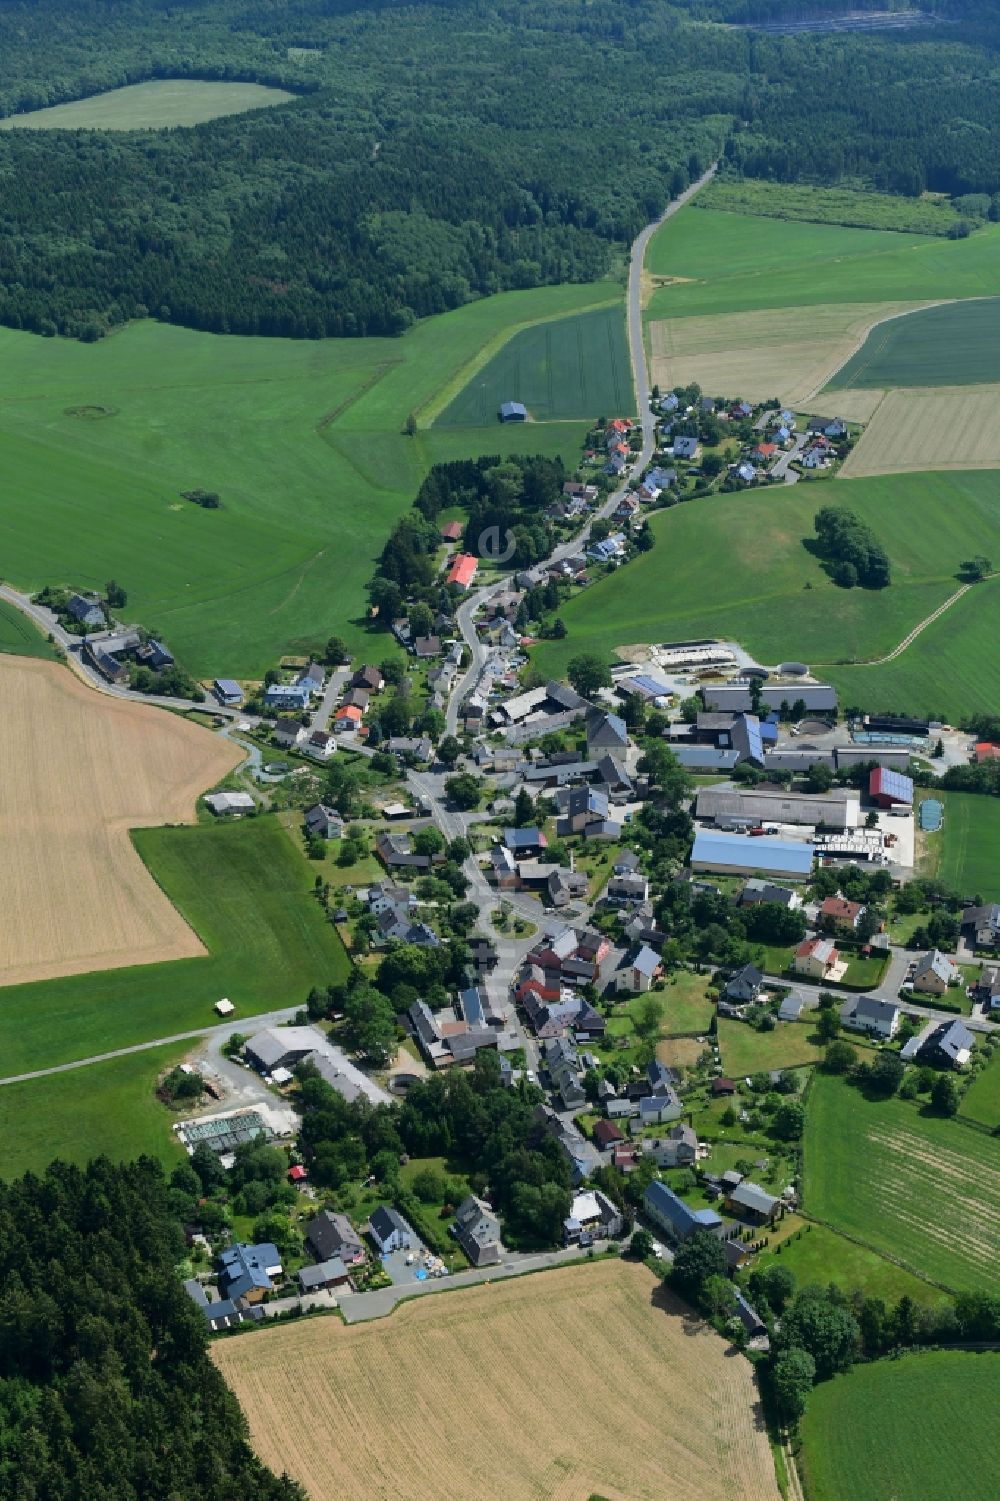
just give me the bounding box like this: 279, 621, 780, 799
0, 283, 612, 677
0, 80, 297, 131
0, 813, 350, 1080
799, 1351, 1000, 1501
840, 385, 1000, 476
803, 1074, 1000, 1291
827, 296, 1000, 388
0, 655, 239, 987
435, 303, 634, 426
0, 598, 57, 659
214, 1260, 781, 1501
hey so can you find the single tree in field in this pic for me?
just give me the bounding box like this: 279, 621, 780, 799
567, 653, 611, 699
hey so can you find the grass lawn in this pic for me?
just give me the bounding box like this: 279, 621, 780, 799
959, 1054, 1000, 1130
0, 281, 614, 677
697, 179, 965, 237
0, 599, 57, 659
0, 815, 350, 1076
645, 203, 1000, 320
748, 1220, 943, 1308
436, 304, 633, 425
803, 1072, 1000, 1291
828, 297, 1000, 389
717, 1018, 825, 1076
531, 468, 1000, 722
0, 80, 296, 131
915, 789, 1000, 901
658, 971, 716, 1036
0, 1043, 189, 1179
799, 1351, 1000, 1501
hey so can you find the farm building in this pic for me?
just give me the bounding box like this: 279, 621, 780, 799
213, 678, 244, 706
440, 520, 464, 541
700, 682, 837, 714
695, 786, 860, 830
869, 766, 914, 808
499, 400, 527, 422
725, 1182, 780, 1224
204, 791, 254, 816
245, 1027, 320, 1073
690, 828, 815, 881
644, 1180, 722, 1241
446, 553, 479, 589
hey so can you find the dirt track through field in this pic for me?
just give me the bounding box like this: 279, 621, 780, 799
215, 1260, 780, 1501
0, 657, 239, 985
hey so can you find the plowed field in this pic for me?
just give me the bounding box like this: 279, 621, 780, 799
0, 656, 238, 985
215, 1260, 780, 1501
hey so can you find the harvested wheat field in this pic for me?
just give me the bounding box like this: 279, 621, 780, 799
0, 656, 239, 985
648, 301, 932, 408
841, 384, 1000, 476
215, 1260, 779, 1501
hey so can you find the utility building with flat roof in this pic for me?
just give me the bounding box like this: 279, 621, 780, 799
691, 828, 814, 881
695, 787, 860, 830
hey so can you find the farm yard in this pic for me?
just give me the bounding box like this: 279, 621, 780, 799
0, 655, 239, 988
0, 814, 350, 1080
799, 1351, 1000, 1501
436, 303, 633, 426
0, 80, 297, 131
841, 385, 1000, 476
916, 790, 1000, 902
214, 1259, 781, 1501
0, 281, 613, 677
803, 1073, 1000, 1291
827, 296, 1000, 389
647, 301, 930, 410
0, 1042, 188, 1180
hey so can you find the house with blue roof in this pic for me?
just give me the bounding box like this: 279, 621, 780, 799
217, 1242, 282, 1303
644, 1180, 722, 1241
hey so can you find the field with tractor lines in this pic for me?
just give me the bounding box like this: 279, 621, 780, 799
215, 1260, 781, 1501
840, 385, 1000, 476
828, 296, 1000, 388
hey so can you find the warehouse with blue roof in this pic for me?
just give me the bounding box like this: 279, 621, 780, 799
691, 827, 815, 880
644, 1180, 722, 1240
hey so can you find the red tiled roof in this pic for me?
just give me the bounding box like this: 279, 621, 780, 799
447, 553, 478, 587
440, 520, 463, 541
756, 442, 777, 457
976, 742, 1000, 762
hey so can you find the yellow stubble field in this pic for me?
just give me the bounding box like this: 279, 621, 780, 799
840, 383, 1000, 476
214, 1259, 780, 1501
648, 301, 933, 410
0, 656, 239, 985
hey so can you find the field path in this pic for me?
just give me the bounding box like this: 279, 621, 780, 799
857, 582, 972, 665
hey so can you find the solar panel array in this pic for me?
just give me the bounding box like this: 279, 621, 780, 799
876, 767, 914, 803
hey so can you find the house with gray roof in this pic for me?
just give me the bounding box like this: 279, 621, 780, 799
66, 593, 106, 629
306, 1209, 366, 1267
369, 1206, 413, 1255
725, 963, 765, 1006
962, 904, 1000, 950
725, 1181, 780, 1224
917, 1018, 975, 1070
841, 996, 899, 1041
911, 949, 961, 996
297, 1257, 351, 1292
642, 1123, 697, 1168
218, 1242, 282, 1303
453, 1194, 503, 1266
616, 944, 662, 994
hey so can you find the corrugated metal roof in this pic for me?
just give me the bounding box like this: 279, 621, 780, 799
691, 828, 814, 877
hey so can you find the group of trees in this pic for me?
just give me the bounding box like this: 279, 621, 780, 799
0, 1156, 303, 1498
812, 505, 891, 589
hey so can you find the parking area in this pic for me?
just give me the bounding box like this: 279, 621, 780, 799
378, 1235, 454, 1287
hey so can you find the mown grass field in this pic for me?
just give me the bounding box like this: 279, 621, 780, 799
0, 80, 296, 131
803, 1073, 1000, 1291
828, 297, 1000, 388
532, 469, 1000, 721
436, 304, 632, 425
0, 599, 56, 659
718, 1018, 824, 1075
0, 282, 614, 677
697, 179, 965, 236
799, 1351, 1000, 1501
0, 1043, 188, 1180
0, 815, 349, 1076
915, 789, 1000, 901
959, 1054, 1000, 1130
645, 206, 1000, 320
747, 1221, 943, 1307
215, 1260, 781, 1501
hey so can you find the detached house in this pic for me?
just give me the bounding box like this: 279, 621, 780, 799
793, 936, 841, 981
616, 944, 661, 994
911, 949, 961, 996
453, 1195, 503, 1266
962, 904, 1000, 951
841, 996, 899, 1041
819, 897, 866, 934
643, 1123, 697, 1169
725, 963, 765, 1005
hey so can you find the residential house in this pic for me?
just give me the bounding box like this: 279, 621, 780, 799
489, 844, 519, 889
447, 553, 479, 589
272, 717, 308, 750
264, 683, 311, 713
606, 868, 650, 905
548, 867, 588, 908
673, 435, 699, 460
732, 461, 757, 485
644, 1180, 722, 1241
819, 897, 866, 933
809, 416, 846, 439
593, 1119, 624, 1151
739, 879, 802, 911
334, 704, 363, 732
504, 827, 548, 857
295, 662, 325, 694
66, 593, 106, 629
306, 1210, 367, 1266
917, 1018, 975, 1070
633, 1090, 682, 1129
453, 1194, 503, 1266
616, 944, 662, 993
563, 1188, 624, 1245
376, 831, 432, 871
386, 736, 433, 762
793, 937, 840, 980
643, 1123, 698, 1168
413, 635, 441, 659
725, 963, 765, 1005
659, 392, 680, 413
962, 904, 1000, 950
342, 687, 370, 712
369, 1207, 413, 1255
585, 708, 628, 755
725, 1182, 780, 1225
304, 803, 344, 841
303, 729, 337, 761
352, 665, 384, 692
911, 949, 961, 996
606, 1096, 640, 1121
841, 996, 900, 1041
588, 533, 627, 565
213, 678, 244, 706
563, 784, 611, 835
218, 1242, 282, 1303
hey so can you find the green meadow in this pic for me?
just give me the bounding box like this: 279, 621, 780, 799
959, 1053, 1000, 1131
0, 815, 350, 1077
0, 599, 56, 659
645, 206, 1000, 319
748, 1221, 943, 1307
532, 470, 1000, 721
436, 304, 633, 425
0, 280, 615, 677
0, 1044, 189, 1180
800, 1352, 1000, 1501
917, 789, 1000, 902
803, 1073, 1000, 1292
697, 178, 966, 236
828, 296, 1000, 388
0, 79, 296, 131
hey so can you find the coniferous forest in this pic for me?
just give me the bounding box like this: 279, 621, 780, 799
0, 0, 999, 341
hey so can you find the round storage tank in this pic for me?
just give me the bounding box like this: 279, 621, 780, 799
778, 661, 809, 676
